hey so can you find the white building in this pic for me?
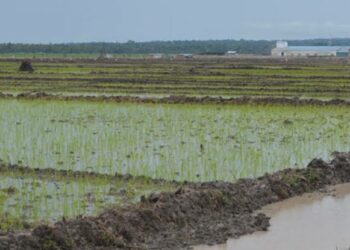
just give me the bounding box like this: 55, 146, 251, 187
225, 51, 238, 56
271, 41, 350, 57
276, 41, 288, 49
149, 53, 164, 59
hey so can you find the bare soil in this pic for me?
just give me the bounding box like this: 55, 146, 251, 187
1, 91, 350, 106
0, 161, 173, 185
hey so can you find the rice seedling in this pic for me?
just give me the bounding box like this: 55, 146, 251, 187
0, 169, 172, 228
0, 99, 349, 182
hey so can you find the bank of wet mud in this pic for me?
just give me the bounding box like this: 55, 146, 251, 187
1, 91, 350, 106
0, 161, 175, 186
1, 152, 350, 249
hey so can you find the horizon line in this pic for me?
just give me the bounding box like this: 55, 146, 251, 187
1, 37, 350, 45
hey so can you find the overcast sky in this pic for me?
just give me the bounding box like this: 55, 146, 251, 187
1, 0, 350, 43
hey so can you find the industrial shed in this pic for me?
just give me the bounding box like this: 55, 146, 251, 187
271, 41, 350, 57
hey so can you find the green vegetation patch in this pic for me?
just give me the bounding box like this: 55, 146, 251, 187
0, 99, 349, 182
1, 59, 350, 99
0, 166, 174, 230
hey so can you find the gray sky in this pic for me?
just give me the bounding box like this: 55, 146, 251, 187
1, 0, 350, 43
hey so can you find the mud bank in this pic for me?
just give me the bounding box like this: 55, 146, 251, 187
2, 152, 350, 249
1, 91, 350, 106
0, 161, 174, 185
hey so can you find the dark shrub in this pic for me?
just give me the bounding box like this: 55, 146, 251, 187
19, 61, 34, 72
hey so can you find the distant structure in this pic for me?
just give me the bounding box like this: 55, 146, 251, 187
175, 54, 193, 59
98, 51, 113, 60
149, 53, 165, 59
225, 51, 238, 56
271, 41, 350, 57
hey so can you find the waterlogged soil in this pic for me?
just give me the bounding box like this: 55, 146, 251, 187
195, 183, 350, 250
0, 163, 176, 230
2, 152, 350, 249
2, 91, 350, 106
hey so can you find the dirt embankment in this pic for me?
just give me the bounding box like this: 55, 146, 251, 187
2, 152, 350, 250
1, 91, 350, 106
0, 161, 173, 185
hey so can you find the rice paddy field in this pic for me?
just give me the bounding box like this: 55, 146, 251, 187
1, 57, 350, 99
0, 56, 350, 230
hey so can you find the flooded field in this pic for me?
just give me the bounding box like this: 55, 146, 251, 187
0, 167, 173, 229
0, 99, 349, 181
195, 183, 350, 250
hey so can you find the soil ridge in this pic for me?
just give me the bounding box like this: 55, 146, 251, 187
1, 92, 350, 106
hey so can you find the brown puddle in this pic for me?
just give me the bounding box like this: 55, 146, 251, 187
195, 183, 350, 250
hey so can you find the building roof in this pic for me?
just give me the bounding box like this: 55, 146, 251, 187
281, 46, 350, 52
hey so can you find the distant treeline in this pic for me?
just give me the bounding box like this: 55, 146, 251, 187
0, 38, 350, 55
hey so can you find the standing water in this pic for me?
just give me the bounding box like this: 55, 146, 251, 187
195, 183, 350, 250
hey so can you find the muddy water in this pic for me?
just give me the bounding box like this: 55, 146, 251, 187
195, 183, 350, 250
